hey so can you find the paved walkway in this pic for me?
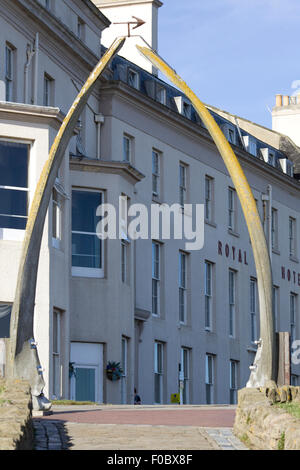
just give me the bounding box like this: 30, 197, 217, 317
33, 405, 247, 451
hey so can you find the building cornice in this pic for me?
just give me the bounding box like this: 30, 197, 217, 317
70, 157, 145, 183
0, 102, 64, 129
100, 81, 300, 194
10, 0, 103, 69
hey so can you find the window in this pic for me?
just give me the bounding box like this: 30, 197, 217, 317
271, 208, 278, 251
154, 342, 164, 404
123, 135, 132, 163
289, 217, 296, 258
52, 309, 62, 399
179, 164, 187, 207
0, 304, 12, 338
0, 141, 29, 231
183, 102, 191, 119
273, 286, 279, 333
205, 176, 213, 222
43, 74, 54, 107
121, 337, 128, 404
250, 278, 257, 343
52, 188, 61, 248
179, 252, 187, 324
268, 152, 275, 166
152, 150, 160, 197
205, 261, 213, 330
5, 44, 14, 102
229, 270, 236, 337
228, 187, 236, 231
152, 242, 160, 316
205, 354, 214, 404
121, 240, 128, 283
45, 0, 51, 9
77, 18, 85, 40
156, 84, 166, 105
230, 360, 238, 404
128, 68, 139, 89
180, 348, 190, 404
72, 189, 103, 277
290, 293, 297, 344
291, 375, 298, 386
228, 128, 235, 144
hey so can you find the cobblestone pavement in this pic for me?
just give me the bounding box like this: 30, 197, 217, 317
33, 405, 248, 451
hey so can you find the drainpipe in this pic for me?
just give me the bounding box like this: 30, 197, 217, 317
267, 184, 272, 264
262, 185, 273, 264
94, 113, 104, 159
33, 33, 39, 105
24, 43, 35, 104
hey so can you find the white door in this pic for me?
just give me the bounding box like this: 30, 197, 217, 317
70, 342, 103, 403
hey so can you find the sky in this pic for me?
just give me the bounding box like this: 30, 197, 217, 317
157, 0, 300, 128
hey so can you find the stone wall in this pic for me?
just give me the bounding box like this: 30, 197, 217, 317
234, 387, 300, 450
0, 378, 34, 450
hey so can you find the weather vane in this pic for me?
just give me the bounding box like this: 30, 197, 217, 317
113, 16, 145, 37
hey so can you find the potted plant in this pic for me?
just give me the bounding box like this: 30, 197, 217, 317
106, 361, 123, 381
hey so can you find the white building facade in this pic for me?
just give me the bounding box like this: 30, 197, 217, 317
0, 0, 300, 405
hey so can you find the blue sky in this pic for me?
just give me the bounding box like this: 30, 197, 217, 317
158, 0, 300, 128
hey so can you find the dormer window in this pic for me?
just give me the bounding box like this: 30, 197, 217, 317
174, 96, 191, 119
221, 124, 236, 145
268, 152, 275, 166
128, 68, 139, 90
228, 128, 235, 144
183, 102, 191, 119
261, 148, 277, 167
243, 135, 257, 156
279, 157, 294, 176
156, 84, 166, 105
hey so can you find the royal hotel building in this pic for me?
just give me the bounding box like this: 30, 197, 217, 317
0, 0, 299, 405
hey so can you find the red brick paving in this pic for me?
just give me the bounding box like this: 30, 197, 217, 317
42, 408, 236, 428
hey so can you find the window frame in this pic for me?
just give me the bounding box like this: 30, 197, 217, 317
205, 175, 214, 222
271, 208, 278, 251
228, 187, 236, 231
180, 347, 190, 404
179, 163, 187, 207
52, 308, 62, 399
290, 293, 297, 344
289, 216, 296, 258
0, 139, 30, 236
229, 269, 236, 337
230, 360, 238, 404
5, 44, 14, 102
250, 278, 257, 344
123, 134, 133, 163
205, 353, 215, 405
205, 261, 213, 331
128, 68, 139, 90
152, 241, 160, 317
179, 251, 187, 324
152, 150, 160, 197
52, 186, 62, 249
71, 188, 104, 278
154, 341, 164, 404
156, 84, 166, 105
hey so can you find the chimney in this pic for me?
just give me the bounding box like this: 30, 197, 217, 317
275, 94, 282, 107
282, 95, 290, 106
